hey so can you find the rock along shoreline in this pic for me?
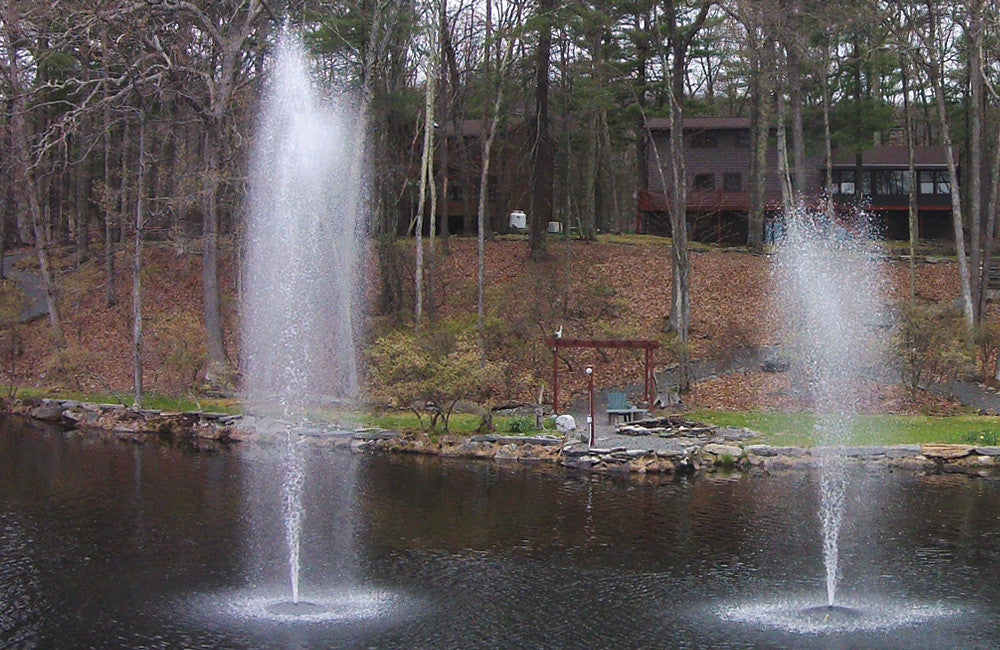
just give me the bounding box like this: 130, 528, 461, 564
12, 397, 1000, 478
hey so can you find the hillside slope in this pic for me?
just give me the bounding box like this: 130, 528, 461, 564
11, 238, 962, 412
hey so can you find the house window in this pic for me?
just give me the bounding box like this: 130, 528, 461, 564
690, 131, 716, 148
448, 181, 463, 201
832, 169, 855, 195
919, 170, 934, 194
919, 170, 950, 194
734, 131, 751, 148
723, 172, 742, 191
872, 169, 907, 195
693, 173, 715, 190
902, 170, 913, 193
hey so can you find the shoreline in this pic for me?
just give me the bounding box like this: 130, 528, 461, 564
11, 396, 1000, 478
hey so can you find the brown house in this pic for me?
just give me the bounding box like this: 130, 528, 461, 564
638, 117, 793, 244
829, 145, 953, 240
435, 119, 532, 236
640, 117, 955, 244
436, 116, 958, 243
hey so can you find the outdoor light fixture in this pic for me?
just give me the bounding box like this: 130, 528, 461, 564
585, 366, 594, 447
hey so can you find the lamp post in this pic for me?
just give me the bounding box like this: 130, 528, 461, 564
586, 365, 594, 447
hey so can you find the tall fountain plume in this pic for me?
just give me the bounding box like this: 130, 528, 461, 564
243, 31, 364, 605
773, 206, 888, 607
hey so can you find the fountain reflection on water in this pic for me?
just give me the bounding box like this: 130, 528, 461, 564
242, 30, 363, 613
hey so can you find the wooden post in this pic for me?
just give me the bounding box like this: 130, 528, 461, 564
644, 346, 652, 406
543, 337, 661, 416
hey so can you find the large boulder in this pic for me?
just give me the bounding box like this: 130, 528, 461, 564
555, 414, 576, 434
921, 444, 974, 460
29, 401, 65, 422
702, 443, 741, 458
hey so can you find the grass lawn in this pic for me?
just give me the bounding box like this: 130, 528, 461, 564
13, 385, 997, 446
363, 410, 556, 436
690, 410, 1000, 447
8, 386, 242, 414
8, 387, 553, 436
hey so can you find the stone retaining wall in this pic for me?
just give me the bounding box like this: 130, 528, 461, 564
13, 398, 1000, 478
360, 432, 1000, 478
13, 397, 245, 444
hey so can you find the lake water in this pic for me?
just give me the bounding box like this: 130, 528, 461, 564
1, 416, 998, 648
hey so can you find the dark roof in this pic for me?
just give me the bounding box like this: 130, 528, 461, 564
645, 117, 751, 131
831, 145, 949, 168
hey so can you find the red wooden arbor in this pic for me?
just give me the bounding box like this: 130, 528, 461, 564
543, 337, 661, 414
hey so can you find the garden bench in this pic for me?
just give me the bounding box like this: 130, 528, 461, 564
606, 390, 647, 424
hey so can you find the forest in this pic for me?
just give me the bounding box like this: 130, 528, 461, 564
1, 0, 999, 405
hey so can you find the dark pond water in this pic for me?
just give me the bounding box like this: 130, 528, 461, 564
2, 416, 1000, 648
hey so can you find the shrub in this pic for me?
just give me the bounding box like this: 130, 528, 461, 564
894, 302, 973, 398
153, 312, 206, 392
974, 322, 1000, 382
961, 430, 998, 446
505, 415, 534, 434
716, 453, 737, 469
0, 281, 27, 398
0, 327, 25, 398
368, 320, 506, 432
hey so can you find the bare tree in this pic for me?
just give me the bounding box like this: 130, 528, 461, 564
901, 55, 919, 299
738, 0, 773, 251
414, 2, 439, 329
131, 107, 148, 409
156, 0, 278, 385
894, 0, 974, 327
660, 0, 714, 392
0, 4, 66, 348
476, 0, 522, 359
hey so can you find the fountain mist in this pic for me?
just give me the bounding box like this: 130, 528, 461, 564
773, 207, 888, 606
243, 32, 363, 605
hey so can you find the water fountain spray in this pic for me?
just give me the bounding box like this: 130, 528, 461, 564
774, 206, 888, 608
242, 30, 363, 608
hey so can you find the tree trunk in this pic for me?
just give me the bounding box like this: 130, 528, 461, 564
902, 61, 919, 300
747, 29, 771, 251
980, 121, 1000, 333
634, 12, 650, 234
967, 3, 984, 322
583, 111, 598, 241
601, 111, 621, 232
477, 37, 514, 361
414, 40, 437, 328
132, 115, 147, 409
988, 126, 1000, 381
103, 88, 116, 308
931, 67, 974, 327
822, 42, 835, 221
1, 17, 66, 348
201, 131, 228, 380
776, 89, 794, 216
854, 150, 864, 207
436, 0, 450, 252
668, 55, 690, 392
74, 132, 89, 267
852, 38, 865, 209
529, 0, 554, 260
787, 46, 806, 195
